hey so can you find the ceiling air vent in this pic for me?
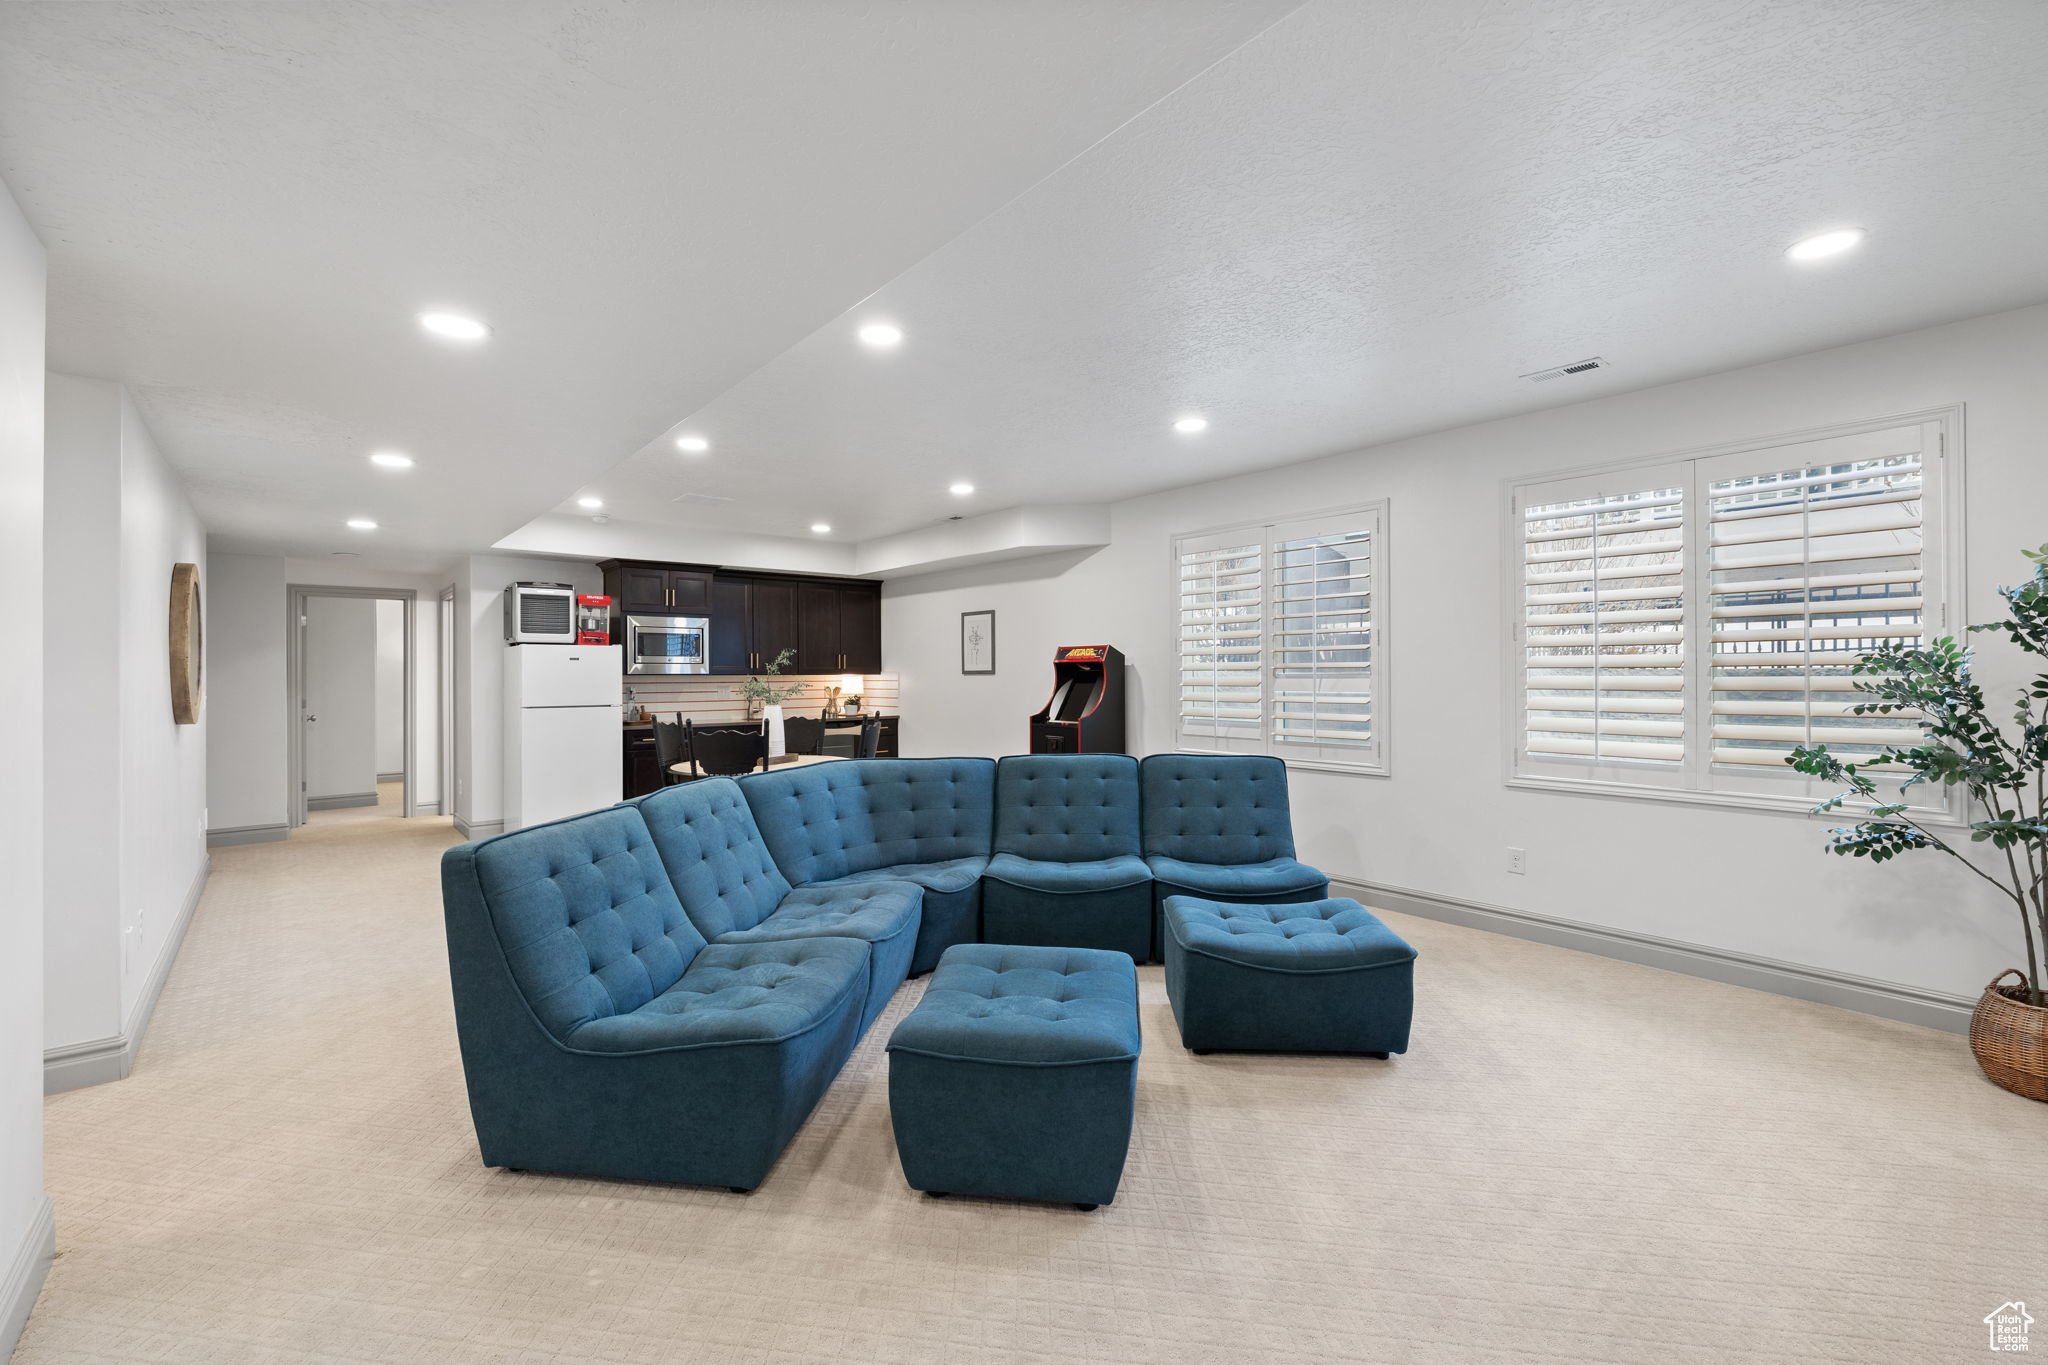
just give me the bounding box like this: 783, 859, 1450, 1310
671, 492, 736, 506
1520, 356, 1609, 383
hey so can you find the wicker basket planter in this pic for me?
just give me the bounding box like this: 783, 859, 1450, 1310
1970, 971, 2048, 1102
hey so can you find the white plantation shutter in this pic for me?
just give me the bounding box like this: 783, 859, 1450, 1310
1702, 426, 1934, 779
1512, 414, 1953, 811
1177, 535, 1264, 750
1521, 481, 1687, 779
1174, 502, 1387, 772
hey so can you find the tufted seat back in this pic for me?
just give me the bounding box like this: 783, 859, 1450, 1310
741, 758, 996, 885
626, 779, 793, 939
992, 755, 1141, 863
1139, 754, 1297, 865
460, 805, 707, 1041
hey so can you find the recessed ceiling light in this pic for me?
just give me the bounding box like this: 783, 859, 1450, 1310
346, 518, 378, 531
577, 496, 603, 510
1786, 228, 1866, 262
419, 311, 491, 341
857, 322, 904, 348
949, 482, 975, 496
675, 435, 710, 453
810, 522, 832, 534
1173, 415, 1209, 434
369, 451, 414, 469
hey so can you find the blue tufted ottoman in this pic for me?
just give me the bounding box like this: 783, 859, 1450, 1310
886, 943, 1139, 1210
1162, 896, 1417, 1056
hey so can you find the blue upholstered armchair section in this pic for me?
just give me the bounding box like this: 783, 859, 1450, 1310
983, 755, 1154, 960
742, 759, 995, 972
1138, 754, 1328, 910
627, 779, 921, 1030
440, 804, 872, 1190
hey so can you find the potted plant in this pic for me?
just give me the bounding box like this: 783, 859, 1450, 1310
735, 647, 804, 759
1789, 544, 2048, 1102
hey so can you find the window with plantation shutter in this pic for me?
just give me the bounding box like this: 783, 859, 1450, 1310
1510, 411, 1957, 814
1174, 501, 1388, 774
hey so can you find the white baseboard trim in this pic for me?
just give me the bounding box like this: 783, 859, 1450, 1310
0, 1197, 54, 1360
45, 859, 211, 1093
452, 814, 502, 840
306, 791, 378, 811
376, 770, 404, 784
207, 821, 288, 848
413, 799, 442, 815
1335, 875, 1975, 1035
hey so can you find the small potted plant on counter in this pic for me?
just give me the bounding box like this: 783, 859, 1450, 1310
1790, 543, 2048, 1102
736, 647, 804, 759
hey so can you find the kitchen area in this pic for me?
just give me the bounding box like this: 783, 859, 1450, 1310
500, 558, 896, 829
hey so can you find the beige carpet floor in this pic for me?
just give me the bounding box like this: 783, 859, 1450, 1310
16, 788, 2046, 1364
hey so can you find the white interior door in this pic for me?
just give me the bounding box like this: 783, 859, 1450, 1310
302, 596, 380, 807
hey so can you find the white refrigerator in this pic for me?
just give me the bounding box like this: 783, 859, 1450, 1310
502, 644, 622, 832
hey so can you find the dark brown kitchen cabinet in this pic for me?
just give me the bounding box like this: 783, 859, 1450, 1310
703, 570, 883, 675
599, 560, 714, 617
795, 582, 841, 674
623, 727, 663, 797
708, 575, 752, 673
838, 584, 882, 673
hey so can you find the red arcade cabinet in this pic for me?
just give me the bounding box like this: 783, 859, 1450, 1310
1029, 645, 1127, 754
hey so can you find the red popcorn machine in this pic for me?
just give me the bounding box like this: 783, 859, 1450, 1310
1029, 644, 1126, 754
575, 595, 612, 646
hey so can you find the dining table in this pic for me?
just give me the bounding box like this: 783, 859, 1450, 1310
669, 752, 847, 778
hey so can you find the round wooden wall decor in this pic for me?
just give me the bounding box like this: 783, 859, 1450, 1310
169, 562, 202, 725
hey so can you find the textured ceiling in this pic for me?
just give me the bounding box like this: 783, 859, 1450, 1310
556, 0, 2048, 547
0, 0, 1295, 570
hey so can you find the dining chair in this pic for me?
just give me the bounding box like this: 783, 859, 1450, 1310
653, 716, 692, 784
782, 715, 823, 756
690, 724, 767, 777
820, 721, 862, 759
857, 716, 882, 759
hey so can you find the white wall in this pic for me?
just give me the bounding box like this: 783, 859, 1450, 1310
114, 392, 208, 1026
374, 598, 405, 777
453, 554, 601, 833
206, 555, 445, 834
42, 377, 209, 1057
303, 596, 379, 802
0, 174, 51, 1357
42, 376, 122, 1054
884, 303, 2048, 1003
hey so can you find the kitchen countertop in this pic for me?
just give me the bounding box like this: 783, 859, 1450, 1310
624, 714, 884, 731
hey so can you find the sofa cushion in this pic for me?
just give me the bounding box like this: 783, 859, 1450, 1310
1164, 897, 1417, 972
887, 944, 1140, 1065
806, 855, 989, 897
1139, 754, 1297, 865
715, 881, 921, 947
1146, 855, 1327, 900
566, 937, 870, 1053
984, 852, 1152, 895
992, 755, 1142, 863
742, 758, 996, 885
626, 779, 792, 938
464, 805, 706, 1039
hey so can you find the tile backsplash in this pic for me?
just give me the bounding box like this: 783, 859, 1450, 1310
623, 673, 898, 726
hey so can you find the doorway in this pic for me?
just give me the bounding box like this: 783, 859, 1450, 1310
286, 585, 418, 828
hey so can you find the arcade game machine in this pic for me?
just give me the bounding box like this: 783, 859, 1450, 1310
1029, 644, 1127, 754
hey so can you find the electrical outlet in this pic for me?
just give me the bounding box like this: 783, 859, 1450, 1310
1506, 846, 1527, 875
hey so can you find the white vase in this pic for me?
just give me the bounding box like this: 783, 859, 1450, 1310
761, 704, 786, 760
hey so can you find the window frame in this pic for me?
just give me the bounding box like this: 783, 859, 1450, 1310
1502, 406, 1966, 820
1171, 498, 1391, 778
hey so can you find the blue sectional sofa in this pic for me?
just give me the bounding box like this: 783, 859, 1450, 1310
440, 753, 1329, 1189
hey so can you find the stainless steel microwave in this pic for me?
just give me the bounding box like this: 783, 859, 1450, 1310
625, 614, 710, 675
